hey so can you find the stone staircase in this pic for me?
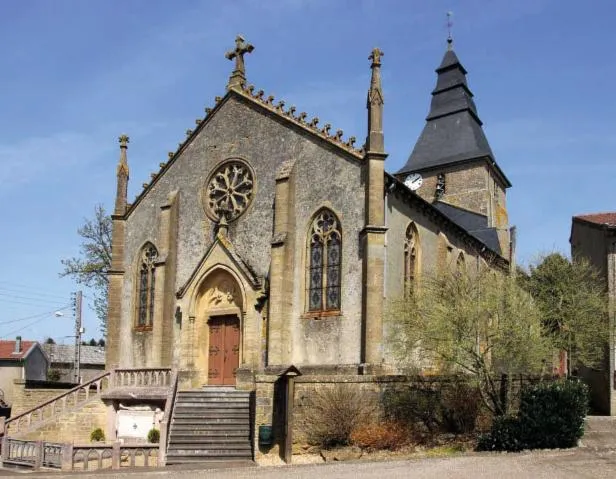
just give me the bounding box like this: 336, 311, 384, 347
165, 388, 253, 464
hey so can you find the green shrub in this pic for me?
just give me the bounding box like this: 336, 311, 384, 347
47, 369, 62, 382
147, 428, 160, 444
517, 379, 588, 449
477, 379, 589, 451
90, 427, 105, 442
477, 416, 522, 451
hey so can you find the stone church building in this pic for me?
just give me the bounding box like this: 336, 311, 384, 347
104, 36, 513, 457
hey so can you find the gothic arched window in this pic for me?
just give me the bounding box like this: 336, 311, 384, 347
404, 223, 420, 294
456, 252, 466, 272
307, 209, 342, 312
136, 243, 158, 329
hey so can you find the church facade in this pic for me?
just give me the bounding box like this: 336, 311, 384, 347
105, 36, 512, 390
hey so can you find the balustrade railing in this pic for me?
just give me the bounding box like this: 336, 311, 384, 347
4, 371, 111, 435
112, 368, 172, 388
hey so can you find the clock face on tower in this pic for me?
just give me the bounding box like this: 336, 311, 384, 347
404, 173, 423, 191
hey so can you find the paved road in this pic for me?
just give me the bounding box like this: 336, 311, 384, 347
3, 448, 616, 479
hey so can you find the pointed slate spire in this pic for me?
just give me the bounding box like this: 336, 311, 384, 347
114, 134, 130, 215
398, 44, 509, 187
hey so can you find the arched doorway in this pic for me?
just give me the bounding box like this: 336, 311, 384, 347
195, 269, 244, 386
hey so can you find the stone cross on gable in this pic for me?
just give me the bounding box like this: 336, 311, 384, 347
225, 35, 254, 89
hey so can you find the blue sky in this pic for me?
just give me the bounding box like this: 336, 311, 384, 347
0, 0, 614, 342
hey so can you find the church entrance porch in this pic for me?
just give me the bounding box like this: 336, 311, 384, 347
208, 315, 241, 385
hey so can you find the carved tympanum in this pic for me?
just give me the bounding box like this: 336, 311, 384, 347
204, 278, 240, 309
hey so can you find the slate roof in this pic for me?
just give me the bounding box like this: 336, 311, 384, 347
0, 340, 37, 361
573, 212, 616, 228
398, 47, 511, 187
433, 202, 502, 255
42, 344, 106, 366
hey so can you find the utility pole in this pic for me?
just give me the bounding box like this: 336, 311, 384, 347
72, 291, 83, 384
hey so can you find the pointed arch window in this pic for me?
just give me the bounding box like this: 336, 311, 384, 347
404, 223, 420, 295
456, 252, 466, 273
307, 209, 342, 312
136, 244, 158, 329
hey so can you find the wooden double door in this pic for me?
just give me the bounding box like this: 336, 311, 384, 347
208, 315, 240, 385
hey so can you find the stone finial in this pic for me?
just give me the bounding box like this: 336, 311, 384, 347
265, 95, 275, 105
247, 85, 255, 95
195, 118, 202, 125
142, 182, 148, 189
150, 173, 157, 180
205, 107, 212, 115
186, 129, 193, 136
288, 105, 296, 117
335, 129, 344, 141
321, 123, 331, 135
215, 96, 222, 103
298, 112, 307, 122
115, 134, 130, 215
256, 89, 264, 100
347, 136, 356, 147
168, 151, 174, 159
159, 162, 166, 168
225, 35, 254, 90
276, 100, 285, 111
369, 47, 384, 67
309, 117, 319, 128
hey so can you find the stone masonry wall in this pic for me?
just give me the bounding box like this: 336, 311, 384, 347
16, 399, 108, 443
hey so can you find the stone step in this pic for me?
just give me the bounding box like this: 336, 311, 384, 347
165, 456, 253, 464
172, 419, 249, 427
174, 405, 250, 412
170, 423, 250, 436
176, 396, 250, 402
166, 447, 252, 456
174, 400, 250, 407
173, 411, 250, 418
178, 390, 250, 397
169, 434, 249, 443
168, 439, 251, 448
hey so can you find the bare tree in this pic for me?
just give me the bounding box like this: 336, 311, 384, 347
60, 204, 111, 335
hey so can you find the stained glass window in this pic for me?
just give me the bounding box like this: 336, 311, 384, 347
307, 209, 342, 312
136, 244, 158, 329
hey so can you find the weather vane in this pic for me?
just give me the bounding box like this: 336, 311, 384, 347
447, 11, 454, 49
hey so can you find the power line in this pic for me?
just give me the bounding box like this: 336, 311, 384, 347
0, 281, 71, 300
0, 287, 68, 301
0, 292, 67, 305
0, 306, 70, 326
1, 315, 55, 339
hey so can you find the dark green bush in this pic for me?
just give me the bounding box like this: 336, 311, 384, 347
90, 427, 105, 442
477, 379, 589, 451
517, 379, 588, 449
441, 381, 481, 434
147, 428, 160, 444
477, 416, 522, 451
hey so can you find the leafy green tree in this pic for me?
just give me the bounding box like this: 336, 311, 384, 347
524, 253, 608, 375
388, 269, 553, 416
60, 204, 111, 335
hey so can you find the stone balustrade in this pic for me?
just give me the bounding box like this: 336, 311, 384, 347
112, 368, 172, 388
4, 371, 111, 435
0, 437, 158, 471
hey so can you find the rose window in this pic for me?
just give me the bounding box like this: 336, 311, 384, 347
205, 160, 254, 222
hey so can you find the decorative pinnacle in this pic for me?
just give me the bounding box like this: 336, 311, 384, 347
225, 35, 254, 89
118, 134, 130, 147
447, 11, 454, 50
369, 47, 384, 67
